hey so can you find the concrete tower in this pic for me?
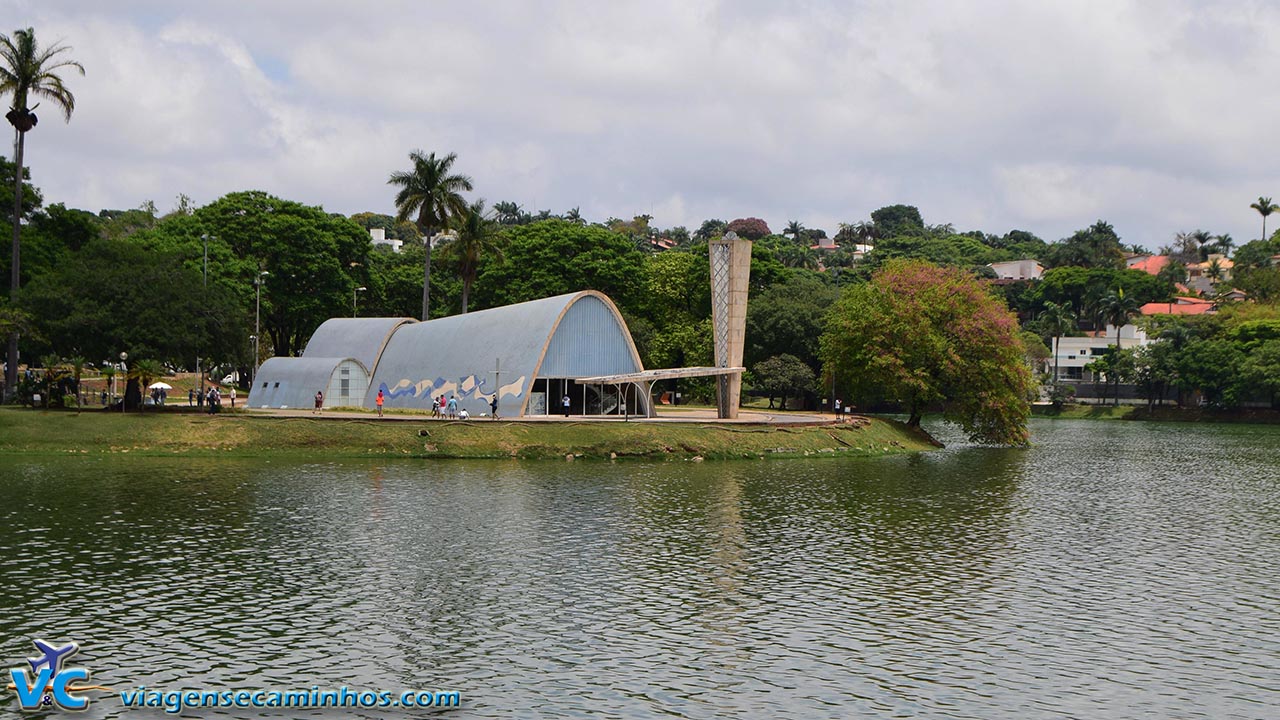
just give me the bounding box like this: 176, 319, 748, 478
708, 231, 752, 419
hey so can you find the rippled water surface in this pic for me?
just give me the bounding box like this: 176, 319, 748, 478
2, 419, 1278, 718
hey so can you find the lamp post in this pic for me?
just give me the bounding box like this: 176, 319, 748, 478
353, 286, 366, 317
253, 271, 269, 386
200, 234, 210, 286
119, 352, 127, 413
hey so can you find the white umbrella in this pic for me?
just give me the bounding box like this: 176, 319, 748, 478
148, 381, 173, 390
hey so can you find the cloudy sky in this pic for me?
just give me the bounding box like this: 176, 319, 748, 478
4, 0, 1278, 249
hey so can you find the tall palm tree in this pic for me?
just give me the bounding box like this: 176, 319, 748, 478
784, 220, 805, 243
1040, 300, 1076, 384
1190, 229, 1213, 262
1251, 196, 1278, 243
388, 150, 472, 320
438, 199, 503, 313
1101, 289, 1140, 349
1100, 289, 1140, 405
563, 206, 584, 226
0, 28, 83, 401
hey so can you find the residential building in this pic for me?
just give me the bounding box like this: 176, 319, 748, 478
988, 259, 1043, 281
369, 228, 403, 253
1050, 325, 1149, 382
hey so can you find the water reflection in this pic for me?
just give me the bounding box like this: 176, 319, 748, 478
0, 419, 1277, 719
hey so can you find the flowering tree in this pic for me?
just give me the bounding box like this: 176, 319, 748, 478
725, 217, 771, 240
820, 259, 1033, 445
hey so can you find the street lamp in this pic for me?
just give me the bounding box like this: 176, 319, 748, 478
253, 271, 269, 386
353, 286, 366, 317
119, 351, 127, 413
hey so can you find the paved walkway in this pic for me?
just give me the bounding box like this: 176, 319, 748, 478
245, 406, 839, 425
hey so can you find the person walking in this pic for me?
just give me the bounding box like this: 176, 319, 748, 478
230, 387, 236, 408
197, 387, 204, 409
490, 394, 499, 420
446, 395, 458, 419
431, 396, 440, 418
188, 388, 194, 406
314, 390, 324, 415
376, 389, 385, 417
562, 394, 571, 417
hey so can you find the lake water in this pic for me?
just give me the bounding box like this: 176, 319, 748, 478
1, 419, 1277, 718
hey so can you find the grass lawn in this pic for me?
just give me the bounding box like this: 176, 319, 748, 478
0, 407, 939, 460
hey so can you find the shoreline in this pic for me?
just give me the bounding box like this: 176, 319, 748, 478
1031, 404, 1280, 424
0, 408, 939, 460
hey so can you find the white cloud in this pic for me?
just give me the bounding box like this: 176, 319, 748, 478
3, 0, 1278, 249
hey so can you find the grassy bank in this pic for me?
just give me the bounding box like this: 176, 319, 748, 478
0, 408, 939, 460
1032, 404, 1280, 424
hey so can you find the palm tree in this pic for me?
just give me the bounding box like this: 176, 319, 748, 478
388, 150, 473, 320
1040, 301, 1076, 384
1100, 289, 1140, 404
1205, 258, 1224, 284
437, 199, 503, 313
564, 206, 584, 226
128, 359, 164, 411
1189, 229, 1213, 262
1214, 233, 1234, 257
493, 201, 525, 226
0, 28, 83, 401
1251, 196, 1279, 243
784, 220, 805, 243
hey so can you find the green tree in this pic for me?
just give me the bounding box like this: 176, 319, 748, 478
820, 259, 1033, 445
694, 218, 726, 241
20, 236, 247, 387
184, 191, 370, 357
745, 273, 837, 370
436, 199, 502, 313
752, 353, 815, 410
1042, 220, 1125, 269
1131, 342, 1178, 409
0, 27, 83, 400
1039, 300, 1076, 384
1177, 339, 1245, 407
492, 201, 527, 226
1250, 196, 1278, 244
388, 150, 473, 320
1239, 339, 1280, 409
475, 219, 645, 311
870, 204, 924, 237
783, 220, 805, 243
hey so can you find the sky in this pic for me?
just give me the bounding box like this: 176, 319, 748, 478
3, 0, 1278, 250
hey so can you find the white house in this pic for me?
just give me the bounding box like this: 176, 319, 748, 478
988, 259, 1044, 281
1049, 325, 1149, 382
370, 228, 403, 252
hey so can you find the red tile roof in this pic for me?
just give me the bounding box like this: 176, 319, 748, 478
1128, 255, 1170, 275
1140, 300, 1215, 316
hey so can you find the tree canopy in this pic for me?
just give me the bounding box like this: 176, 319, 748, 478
821, 259, 1032, 445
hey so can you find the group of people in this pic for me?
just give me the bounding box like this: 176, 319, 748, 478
431, 395, 460, 419
306, 388, 509, 420
188, 386, 233, 411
